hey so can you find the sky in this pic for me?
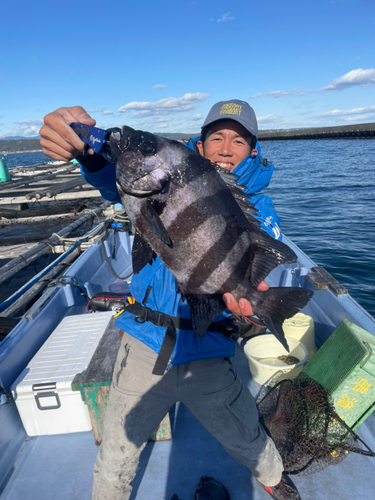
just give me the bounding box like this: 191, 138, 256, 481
0, 0, 374, 138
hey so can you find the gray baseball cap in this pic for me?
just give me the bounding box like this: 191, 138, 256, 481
201, 99, 258, 140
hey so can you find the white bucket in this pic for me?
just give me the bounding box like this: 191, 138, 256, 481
244, 335, 309, 386
282, 313, 316, 360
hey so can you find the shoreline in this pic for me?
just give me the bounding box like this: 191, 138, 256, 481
1, 150, 43, 155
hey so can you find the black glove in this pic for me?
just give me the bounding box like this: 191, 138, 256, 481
76, 153, 109, 172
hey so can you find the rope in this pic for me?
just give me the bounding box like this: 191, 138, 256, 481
46, 275, 89, 301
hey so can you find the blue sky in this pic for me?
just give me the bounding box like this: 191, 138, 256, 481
1, 0, 374, 137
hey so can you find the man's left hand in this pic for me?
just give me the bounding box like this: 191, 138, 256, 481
223, 281, 269, 316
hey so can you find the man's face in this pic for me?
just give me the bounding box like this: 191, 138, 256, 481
196, 120, 257, 171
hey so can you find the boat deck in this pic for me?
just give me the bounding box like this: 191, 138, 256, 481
2, 231, 375, 500
2, 342, 375, 500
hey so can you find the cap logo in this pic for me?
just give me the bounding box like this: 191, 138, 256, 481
219, 103, 242, 116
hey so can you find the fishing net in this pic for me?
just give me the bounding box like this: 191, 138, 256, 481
257, 375, 375, 476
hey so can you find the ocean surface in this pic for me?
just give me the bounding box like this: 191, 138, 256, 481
2, 151, 52, 169
3, 142, 375, 318
260, 138, 375, 318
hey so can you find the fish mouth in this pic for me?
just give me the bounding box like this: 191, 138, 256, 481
117, 167, 169, 197
117, 183, 157, 197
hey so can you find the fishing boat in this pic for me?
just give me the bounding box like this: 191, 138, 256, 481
1, 215, 375, 500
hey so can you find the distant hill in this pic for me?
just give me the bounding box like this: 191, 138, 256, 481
1, 135, 40, 140
0, 138, 42, 153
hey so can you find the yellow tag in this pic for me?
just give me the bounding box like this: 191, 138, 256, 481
127, 296, 135, 304
114, 309, 125, 318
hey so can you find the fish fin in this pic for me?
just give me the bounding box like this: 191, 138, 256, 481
213, 163, 241, 180
140, 200, 173, 247
214, 165, 261, 227
185, 294, 224, 339
249, 230, 298, 287
252, 287, 314, 351
132, 232, 155, 274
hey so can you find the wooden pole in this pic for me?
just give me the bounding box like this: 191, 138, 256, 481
0, 247, 81, 318
33, 177, 87, 200
0, 201, 110, 285
1, 212, 81, 225
0, 189, 103, 205
0, 163, 76, 192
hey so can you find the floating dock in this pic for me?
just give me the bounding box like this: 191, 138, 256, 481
0, 160, 116, 322
258, 122, 375, 141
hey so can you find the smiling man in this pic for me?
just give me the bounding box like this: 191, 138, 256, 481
196, 100, 258, 172
40, 100, 301, 500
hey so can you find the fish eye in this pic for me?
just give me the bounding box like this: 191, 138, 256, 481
142, 142, 156, 156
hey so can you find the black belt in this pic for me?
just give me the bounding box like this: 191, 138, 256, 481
87, 292, 265, 376
123, 300, 241, 376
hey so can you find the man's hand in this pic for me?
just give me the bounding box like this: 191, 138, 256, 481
39, 106, 96, 161
223, 281, 269, 317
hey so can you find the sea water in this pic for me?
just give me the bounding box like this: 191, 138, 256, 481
3, 141, 375, 318
261, 138, 375, 317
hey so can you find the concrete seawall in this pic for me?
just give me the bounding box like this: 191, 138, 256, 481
258, 122, 375, 141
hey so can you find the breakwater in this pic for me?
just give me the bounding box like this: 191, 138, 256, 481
258, 122, 375, 141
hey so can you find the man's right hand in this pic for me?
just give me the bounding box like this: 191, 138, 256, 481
39, 106, 96, 161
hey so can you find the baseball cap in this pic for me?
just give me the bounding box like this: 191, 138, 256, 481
201, 99, 258, 141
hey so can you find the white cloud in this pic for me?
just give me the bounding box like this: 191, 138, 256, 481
342, 113, 375, 121
265, 88, 302, 98
250, 92, 262, 99
102, 110, 113, 115
2, 118, 44, 137
320, 68, 375, 92
152, 84, 166, 89
118, 93, 210, 118
217, 12, 234, 22
319, 105, 375, 117
16, 119, 43, 126
189, 114, 203, 121
87, 108, 105, 113
257, 114, 280, 123
157, 124, 169, 129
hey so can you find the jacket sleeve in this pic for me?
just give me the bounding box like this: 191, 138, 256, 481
249, 193, 282, 241
79, 161, 121, 204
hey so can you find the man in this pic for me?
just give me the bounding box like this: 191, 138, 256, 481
40, 99, 302, 500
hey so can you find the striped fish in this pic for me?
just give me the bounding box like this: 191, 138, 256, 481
110, 126, 313, 350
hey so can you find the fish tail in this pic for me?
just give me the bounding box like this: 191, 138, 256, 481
252, 287, 314, 352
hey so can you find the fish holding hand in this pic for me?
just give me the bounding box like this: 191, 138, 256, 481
110, 127, 313, 351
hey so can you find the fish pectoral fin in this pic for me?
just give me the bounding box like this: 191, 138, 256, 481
249, 231, 297, 286
141, 200, 173, 248
185, 294, 224, 339
132, 232, 156, 274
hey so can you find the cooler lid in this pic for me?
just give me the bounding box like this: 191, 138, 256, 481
11, 312, 114, 396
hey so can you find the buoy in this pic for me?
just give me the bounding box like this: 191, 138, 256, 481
0, 158, 11, 182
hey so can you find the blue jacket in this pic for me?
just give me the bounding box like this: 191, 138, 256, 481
80, 140, 281, 365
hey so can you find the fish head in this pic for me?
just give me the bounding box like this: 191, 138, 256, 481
110, 126, 171, 198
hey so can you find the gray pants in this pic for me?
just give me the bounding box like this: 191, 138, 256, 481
92, 332, 283, 500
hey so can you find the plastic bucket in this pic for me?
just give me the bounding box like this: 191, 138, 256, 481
244, 335, 309, 386
0, 158, 11, 182
282, 313, 316, 360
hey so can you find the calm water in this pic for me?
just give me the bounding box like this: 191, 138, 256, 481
3, 144, 375, 317
260, 139, 375, 317
2, 151, 52, 169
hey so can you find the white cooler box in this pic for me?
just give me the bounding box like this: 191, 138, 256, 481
11, 311, 114, 436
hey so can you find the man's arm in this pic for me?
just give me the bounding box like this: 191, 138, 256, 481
250, 194, 282, 240
40, 106, 121, 203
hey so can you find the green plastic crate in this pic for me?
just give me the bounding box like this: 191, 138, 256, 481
301, 319, 375, 430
